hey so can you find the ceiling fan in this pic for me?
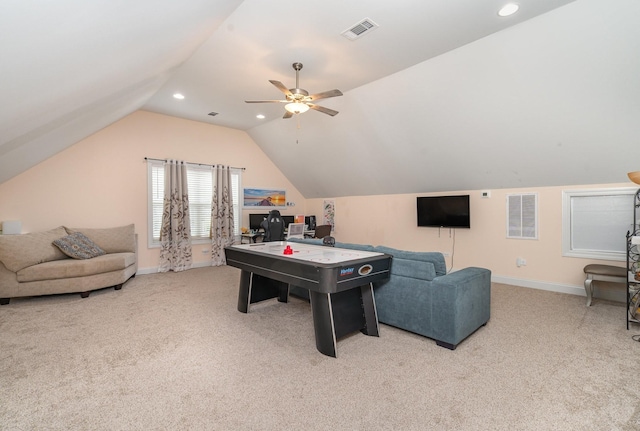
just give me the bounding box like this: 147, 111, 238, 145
245, 62, 343, 119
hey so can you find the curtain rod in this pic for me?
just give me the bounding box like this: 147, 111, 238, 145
144, 157, 245, 171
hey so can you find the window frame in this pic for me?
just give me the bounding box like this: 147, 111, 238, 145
561, 187, 636, 261
147, 160, 242, 248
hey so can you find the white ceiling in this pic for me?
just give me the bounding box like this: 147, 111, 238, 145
2, 0, 639, 198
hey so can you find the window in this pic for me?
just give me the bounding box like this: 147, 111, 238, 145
147, 161, 242, 247
187, 166, 213, 238
507, 193, 538, 239
562, 188, 636, 261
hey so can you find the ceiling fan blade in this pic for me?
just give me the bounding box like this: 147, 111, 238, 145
307, 103, 339, 116
245, 100, 288, 103
269, 80, 293, 97
283, 111, 293, 119
308, 89, 343, 101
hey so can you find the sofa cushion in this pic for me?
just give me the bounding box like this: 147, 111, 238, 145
375, 246, 447, 276
53, 232, 106, 259
65, 224, 136, 253
391, 257, 437, 281
0, 226, 68, 272
334, 242, 376, 252
16, 252, 137, 282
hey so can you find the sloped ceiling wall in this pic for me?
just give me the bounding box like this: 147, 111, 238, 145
1, 0, 638, 197
0, 0, 243, 184
248, 0, 640, 197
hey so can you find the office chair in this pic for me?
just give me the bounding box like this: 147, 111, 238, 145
261, 210, 285, 242
286, 222, 305, 239
313, 224, 332, 239
322, 236, 335, 247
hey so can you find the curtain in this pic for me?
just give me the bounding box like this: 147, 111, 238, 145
211, 165, 234, 266
158, 160, 192, 272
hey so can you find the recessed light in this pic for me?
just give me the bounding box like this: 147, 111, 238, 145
173, 93, 185, 100
256, 114, 265, 119
498, 3, 519, 17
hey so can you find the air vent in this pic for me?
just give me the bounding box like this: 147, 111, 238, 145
208, 112, 218, 116
341, 18, 378, 40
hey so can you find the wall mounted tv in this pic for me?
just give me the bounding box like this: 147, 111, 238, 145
416, 195, 470, 228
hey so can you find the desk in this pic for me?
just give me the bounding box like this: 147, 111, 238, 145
241, 232, 263, 243
225, 241, 392, 357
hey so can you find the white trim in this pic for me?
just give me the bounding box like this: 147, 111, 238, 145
133, 269, 627, 303
137, 260, 213, 275
561, 187, 636, 261
492, 274, 584, 296
491, 274, 625, 303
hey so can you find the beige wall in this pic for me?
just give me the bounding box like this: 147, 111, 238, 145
0, 110, 634, 295
306, 183, 635, 292
0, 110, 305, 270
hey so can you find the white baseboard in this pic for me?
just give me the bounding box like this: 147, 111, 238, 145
137, 260, 213, 275
135, 266, 625, 303
491, 275, 585, 296
492, 274, 626, 303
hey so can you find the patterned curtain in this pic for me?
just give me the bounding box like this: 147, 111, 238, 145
211, 165, 234, 266
158, 160, 192, 272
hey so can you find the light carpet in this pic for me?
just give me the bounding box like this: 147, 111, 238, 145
1, 266, 639, 431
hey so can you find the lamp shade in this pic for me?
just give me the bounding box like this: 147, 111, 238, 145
285, 102, 310, 114
628, 171, 640, 185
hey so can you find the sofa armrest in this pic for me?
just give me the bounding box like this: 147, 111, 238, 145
0, 260, 20, 299
430, 267, 491, 346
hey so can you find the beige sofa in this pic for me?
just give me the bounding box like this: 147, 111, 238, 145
0, 224, 137, 305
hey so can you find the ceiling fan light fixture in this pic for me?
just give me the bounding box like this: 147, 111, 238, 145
285, 102, 309, 114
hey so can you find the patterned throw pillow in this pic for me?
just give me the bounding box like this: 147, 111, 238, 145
52, 232, 106, 260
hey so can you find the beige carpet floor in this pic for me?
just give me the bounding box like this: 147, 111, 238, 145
1, 266, 639, 431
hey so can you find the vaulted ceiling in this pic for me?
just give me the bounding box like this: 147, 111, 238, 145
2, 0, 639, 197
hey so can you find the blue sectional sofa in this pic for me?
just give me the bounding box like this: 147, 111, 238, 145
287, 238, 491, 350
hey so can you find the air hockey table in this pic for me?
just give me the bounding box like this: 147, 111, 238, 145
225, 241, 392, 357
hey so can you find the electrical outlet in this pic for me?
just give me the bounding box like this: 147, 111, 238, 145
516, 257, 527, 267
201, 249, 209, 254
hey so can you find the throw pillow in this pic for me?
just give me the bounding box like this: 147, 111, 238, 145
53, 232, 106, 260
64, 224, 136, 253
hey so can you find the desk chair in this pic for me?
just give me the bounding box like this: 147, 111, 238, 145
313, 224, 332, 239
261, 210, 285, 242
286, 222, 305, 239
322, 236, 335, 247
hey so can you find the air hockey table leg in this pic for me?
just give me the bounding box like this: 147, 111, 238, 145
360, 283, 380, 337
309, 290, 338, 358
237, 271, 288, 313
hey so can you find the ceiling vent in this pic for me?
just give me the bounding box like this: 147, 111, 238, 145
341, 18, 378, 40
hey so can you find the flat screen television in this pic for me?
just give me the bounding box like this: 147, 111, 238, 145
417, 195, 470, 228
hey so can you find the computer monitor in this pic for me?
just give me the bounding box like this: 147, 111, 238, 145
305, 215, 316, 230
282, 215, 295, 227
249, 213, 269, 230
